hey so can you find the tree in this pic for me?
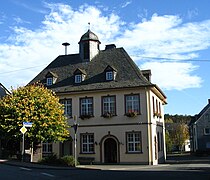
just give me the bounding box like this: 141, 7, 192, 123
0, 83, 69, 156
165, 130, 173, 152
171, 123, 189, 152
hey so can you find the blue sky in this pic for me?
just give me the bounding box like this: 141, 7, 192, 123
0, 0, 210, 115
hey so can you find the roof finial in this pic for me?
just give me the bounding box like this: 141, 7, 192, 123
88, 22, 90, 30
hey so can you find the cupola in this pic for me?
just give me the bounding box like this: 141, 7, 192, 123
78, 30, 101, 62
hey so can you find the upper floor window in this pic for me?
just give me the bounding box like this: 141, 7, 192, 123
74, 68, 86, 84
46, 77, 53, 86
102, 96, 116, 116
80, 97, 93, 116
126, 132, 142, 153
106, 71, 113, 81
75, 74, 82, 83
45, 71, 57, 86
104, 65, 117, 81
81, 133, 94, 153
60, 99, 72, 117
125, 94, 140, 114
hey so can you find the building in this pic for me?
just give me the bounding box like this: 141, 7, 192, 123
30, 30, 167, 165
190, 99, 210, 154
0, 83, 10, 158
0, 83, 10, 99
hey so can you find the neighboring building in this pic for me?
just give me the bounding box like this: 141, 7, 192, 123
0, 83, 10, 99
190, 99, 210, 154
0, 83, 10, 158
30, 30, 167, 165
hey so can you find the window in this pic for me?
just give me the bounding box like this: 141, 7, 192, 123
75, 75, 82, 83
81, 134, 94, 153
102, 96, 116, 115
126, 132, 142, 153
204, 128, 210, 135
125, 94, 140, 114
42, 142, 52, 153
46, 77, 53, 86
106, 71, 113, 81
152, 96, 155, 115
80, 97, 93, 116
60, 99, 72, 116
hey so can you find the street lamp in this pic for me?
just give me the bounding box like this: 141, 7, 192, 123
73, 115, 78, 167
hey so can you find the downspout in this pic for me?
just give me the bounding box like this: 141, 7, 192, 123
146, 88, 153, 165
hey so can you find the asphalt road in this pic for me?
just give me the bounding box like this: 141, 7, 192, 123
1, 162, 210, 180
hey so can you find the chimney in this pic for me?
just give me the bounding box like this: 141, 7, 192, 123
208, 99, 210, 104
62, 42, 70, 55
142, 70, 152, 82
105, 44, 116, 50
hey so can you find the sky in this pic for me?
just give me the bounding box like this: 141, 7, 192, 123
0, 0, 210, 116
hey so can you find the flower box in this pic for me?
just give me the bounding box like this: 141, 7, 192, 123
125, 111, 138, 117
102, 112, 114, 118
80, 114, 92, 120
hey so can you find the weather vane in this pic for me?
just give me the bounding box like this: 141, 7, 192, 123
88, 22, 90, 30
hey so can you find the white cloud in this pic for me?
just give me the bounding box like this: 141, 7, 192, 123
0, 3, 210, 91
121, 1, 132, 8
140, 62, 202, 90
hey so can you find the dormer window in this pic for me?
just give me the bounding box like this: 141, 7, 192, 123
74, 68, 86, 84
106, 71, 113, 81
75, 74, 82, 83
46, 77, 53, 86
45, 71, 58, 86
104, 65, 117, 81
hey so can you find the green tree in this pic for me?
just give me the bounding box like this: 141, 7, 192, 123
0, 83, 69, 154
165, 130, 173, 152
171, 123, 189, 152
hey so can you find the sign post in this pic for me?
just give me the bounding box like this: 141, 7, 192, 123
20, 126, 27, 162
20, 122, 33, 162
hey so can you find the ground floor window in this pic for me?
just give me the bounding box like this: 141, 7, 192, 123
81, 133, 94, 153
42, 142, 53, 153
126, 132, 142, 153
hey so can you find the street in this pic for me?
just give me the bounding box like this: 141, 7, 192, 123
1, 161, 210, 180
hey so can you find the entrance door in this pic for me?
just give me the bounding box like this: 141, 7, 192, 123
104, 138, 117, 163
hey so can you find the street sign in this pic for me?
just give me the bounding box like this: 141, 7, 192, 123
23, 122, 33, 127
20, 126, 27, 134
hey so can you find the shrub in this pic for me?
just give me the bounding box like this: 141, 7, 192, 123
39, 154, 62, 165
61, 155, 79, 167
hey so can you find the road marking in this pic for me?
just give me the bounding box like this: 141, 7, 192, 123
41, 172, 55, 177
19, 167, 32, 171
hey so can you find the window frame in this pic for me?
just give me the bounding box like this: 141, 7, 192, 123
46, 77, 53, 86
42, 142, 53, 153
101, 95, 116, 116
80, 97, 94, 116
106, 71, 113, 81
60, 99, 72, 117
126, 131, 142, 153
124, 94, 140, 114
80, 133, 95, 154
75, 74, 82, 83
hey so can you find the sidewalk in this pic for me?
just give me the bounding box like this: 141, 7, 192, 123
0, 159, 76, 170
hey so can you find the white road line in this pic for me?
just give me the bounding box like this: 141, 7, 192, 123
41, 172, 55, 177
19, 167, 32, 171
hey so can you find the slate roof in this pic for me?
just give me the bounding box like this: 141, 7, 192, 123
30, 47, 160, 94
0, 83, 10, 98
190, 100, 210, 125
